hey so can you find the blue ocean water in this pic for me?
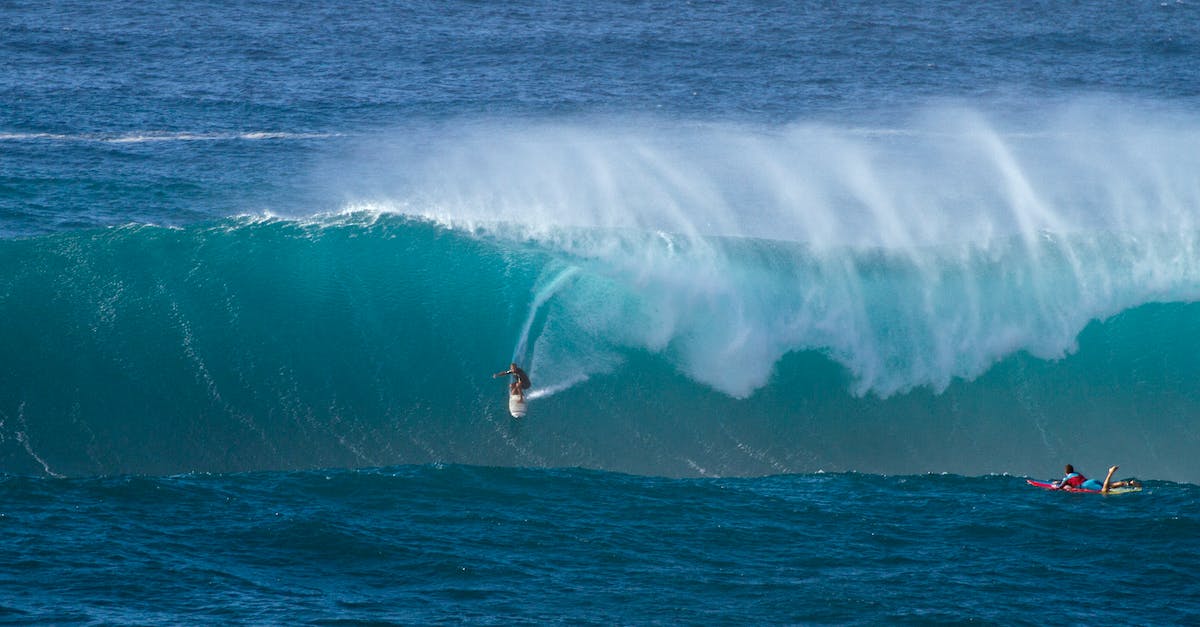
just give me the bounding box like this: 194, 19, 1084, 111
3, 468, 1199, 624
3, 0, 1200, 622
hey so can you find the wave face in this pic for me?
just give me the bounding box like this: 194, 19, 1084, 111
4, 108, 1200, 481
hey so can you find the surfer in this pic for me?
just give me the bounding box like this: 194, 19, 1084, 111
493, 363, 531, 401
1056, 464, 1141, 493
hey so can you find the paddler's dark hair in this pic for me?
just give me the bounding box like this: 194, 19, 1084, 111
1064, 464, 1075, 473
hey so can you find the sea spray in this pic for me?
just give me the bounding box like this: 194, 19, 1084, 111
335, 102, 1200, 247
330, 103, 1200, 395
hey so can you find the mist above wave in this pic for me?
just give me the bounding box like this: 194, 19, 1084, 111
335, 99, 1200, 248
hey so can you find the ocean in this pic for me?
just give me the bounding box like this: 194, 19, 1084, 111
2, 0, 1199, 622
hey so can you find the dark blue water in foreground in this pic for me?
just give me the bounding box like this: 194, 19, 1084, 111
3, 467, 1199, 625
4, 0, 1200, 622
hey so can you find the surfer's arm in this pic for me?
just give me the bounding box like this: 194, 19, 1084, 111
493, 369, 513, 378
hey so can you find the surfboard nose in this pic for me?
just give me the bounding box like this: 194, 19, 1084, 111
509, 393, 528, 418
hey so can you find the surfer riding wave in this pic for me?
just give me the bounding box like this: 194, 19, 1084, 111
493, 363, 531, 400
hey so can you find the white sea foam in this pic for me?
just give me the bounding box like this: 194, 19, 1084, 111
331, 100, 1200, 398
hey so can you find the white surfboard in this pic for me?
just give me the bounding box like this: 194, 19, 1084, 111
508, 393, 527, 419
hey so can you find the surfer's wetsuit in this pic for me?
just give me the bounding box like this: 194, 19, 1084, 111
497, 364, 531, 399
511, 366, 531, 390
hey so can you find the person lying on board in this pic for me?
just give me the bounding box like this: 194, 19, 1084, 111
1056, 464, 1141, 493
493, 362, 531, 401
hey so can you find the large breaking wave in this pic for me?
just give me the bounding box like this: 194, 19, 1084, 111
3, 102, 1200, 481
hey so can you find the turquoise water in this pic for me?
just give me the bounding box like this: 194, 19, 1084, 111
5, 217, 1200, 481
3, 0, 1200, 622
